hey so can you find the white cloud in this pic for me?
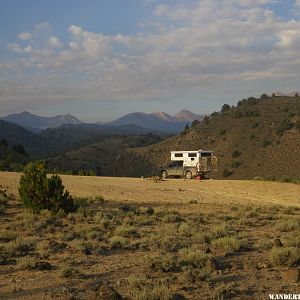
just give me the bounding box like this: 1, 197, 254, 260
17, 32, 32, 40
35, 22, 52, 31
68, 25, 112, 57
277, 28, 300, 49
294, 0, 300, 14
8, 43, 32, 53
2, 1, 300, 113
47, 36, 64, 48
154, 4, 169, 16
234, 0, 276, 7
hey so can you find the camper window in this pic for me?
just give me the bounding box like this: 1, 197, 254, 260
188, 153, 197, 157
174, 153, 183, 157
201, 152, 212, 157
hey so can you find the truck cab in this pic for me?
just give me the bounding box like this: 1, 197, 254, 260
161, 150, 217, 179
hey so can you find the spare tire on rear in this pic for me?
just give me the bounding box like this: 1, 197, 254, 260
185, 171, 192, 179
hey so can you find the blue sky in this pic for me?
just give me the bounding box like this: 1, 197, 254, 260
0, 0, 300, 122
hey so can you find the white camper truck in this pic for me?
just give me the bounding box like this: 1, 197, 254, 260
161, 150, 217, 179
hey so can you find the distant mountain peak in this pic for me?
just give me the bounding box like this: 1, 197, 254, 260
1, 111, 82, 131
151, 112, 176, 122
175, 109, 203, 122
108, 109, 205, 133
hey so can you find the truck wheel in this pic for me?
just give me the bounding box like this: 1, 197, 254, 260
162, 170, 168, 179
185, 171, 192, 179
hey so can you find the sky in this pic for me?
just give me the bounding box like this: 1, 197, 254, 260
0, 0, 300, 122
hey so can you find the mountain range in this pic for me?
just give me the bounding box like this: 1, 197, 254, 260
108, 110, 204, 132
0, 111, 82, 132
1, 109, 203, 133
1, 95, 300, 179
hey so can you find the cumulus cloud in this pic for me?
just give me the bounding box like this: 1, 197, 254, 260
154, 4, 169, 16
1, 1, 300, 114
68, 25, 112, 57
17, 32, 32, 40
294, 0, 300, 14
8, 43, 32, 53
35, 22, 52, 31
47, 36, 64, 48
234, 0, 276, 7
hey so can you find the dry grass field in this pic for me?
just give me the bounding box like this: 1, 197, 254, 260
1, 172, 300, 299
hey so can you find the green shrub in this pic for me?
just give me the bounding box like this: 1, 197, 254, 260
130, 283, 172, 300
60, 266, 80, 278
234, 110, 243, 118
5, 237, 37, 257
221, 104, 231, 113
212, 236, 243, 252
191, 120, 201, 127
0, 230, 17, 242
276, 119, 294, 136
178, 222, 193, 237
178, 248, 214, 271
109, 236, 128, 248
269, 246, 300, 266
17, 256, 36, 270
115, 225, 138, 238
232, 161, 242, 168
222, 168, 233, 177
260, 93, 269, 99
11, 144, 27, 156
275, 218, 300, 232
19, 161, 75, 213
0, 204, 5, 214
0, 191, 9, 206
232, 150, 241, 158
262, 139, 272, 147
148, 252, 179, 272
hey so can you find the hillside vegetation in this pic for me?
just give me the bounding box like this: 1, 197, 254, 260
46, 134, 161, 176
0, 119, 167, 174
137, 96, 300, 180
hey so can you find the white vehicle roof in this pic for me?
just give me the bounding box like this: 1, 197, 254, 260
171, 150, 213, 153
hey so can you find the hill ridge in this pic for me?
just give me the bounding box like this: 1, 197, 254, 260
136, 96, 300, 180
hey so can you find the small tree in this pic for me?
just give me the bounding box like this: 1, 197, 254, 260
11, 144, 27, 156
260, 93, 269, 99
19, 161, 74, 213
191, 119, 200, 127
0, 139, 8, 147
181, 123, 190, 135
221, 104, 231, 113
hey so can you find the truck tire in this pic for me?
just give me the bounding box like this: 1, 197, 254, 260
162, 170, 168, 179
185, 171, 192, 179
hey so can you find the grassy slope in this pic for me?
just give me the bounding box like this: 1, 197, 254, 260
136, 96, 300, 179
